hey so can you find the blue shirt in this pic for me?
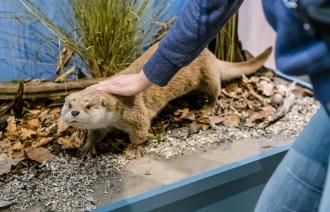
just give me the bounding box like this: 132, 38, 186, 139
143, 0, 330, 104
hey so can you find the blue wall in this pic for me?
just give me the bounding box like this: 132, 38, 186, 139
0, 0, 189, 82
0, 0, 76, 81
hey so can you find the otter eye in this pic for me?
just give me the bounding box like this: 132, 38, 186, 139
85, 104, 93, 109
101, 99, 106, 107
68, 103, 72, 108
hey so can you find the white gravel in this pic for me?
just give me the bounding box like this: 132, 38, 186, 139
0, 154, 128, 211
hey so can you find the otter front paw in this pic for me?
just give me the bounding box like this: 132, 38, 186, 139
78, 142, 97, 157
78, 128, 108, 157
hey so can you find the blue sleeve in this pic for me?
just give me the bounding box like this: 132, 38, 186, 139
143, 0, 244, 86
261, 0, 330, 103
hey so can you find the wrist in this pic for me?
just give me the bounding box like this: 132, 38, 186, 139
139, 70, 152, 87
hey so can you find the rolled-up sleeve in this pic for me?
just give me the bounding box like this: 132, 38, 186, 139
143, 0, 243, 86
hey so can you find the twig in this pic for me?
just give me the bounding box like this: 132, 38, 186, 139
55, 66, 76, 83
221, 89, 240, 99
12, 81, 24, 118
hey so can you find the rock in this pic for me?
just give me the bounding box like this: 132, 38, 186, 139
0, 154, 16, 176
0, 200, 11, 209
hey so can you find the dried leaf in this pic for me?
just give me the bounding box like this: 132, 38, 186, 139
276, 84, 288, 96
11, 150, 25, 162
209, 116, 223, 125
38, 109, 50, 123
294, 86, 314, 97
48, 107, 61, 120
263, 105, 276, 115
32, 137, 53, 148
225, 82, 239, 93
222, 114, 240, 127
6, 116, 17, 136
196, 116, 210, 125
242, 74, 251, 84
57, 134, 83, 149
0, 154, 16, 176
248, 86, 264, 101
50, 107, 61, 115
20, 128, 36, 140
25, 147, 52, 164
250, 76, 261, 84
201, 124, 209, 130
26, 118, 41, 130
12, 142, 23, 151
246, 113, 264, 125
182, 111, 195, 121
25, 109, 41, 115
222, 89, 239, 99
174, 110, 196, 122
36, 128, 49, 137
37, 123, 57, 137
189, 121, 202, 134
200, 107, 212, 116
263, 70, 275, 78
174, 108, 189, 116
246, 105, 275, 126
233, 100, 248, 109
0, 139, 11, 154
57, 118, 69, 133
259, 80, 275, 96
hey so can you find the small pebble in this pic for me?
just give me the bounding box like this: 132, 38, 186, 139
144, 170, 153, 175
271, 93, 284, 105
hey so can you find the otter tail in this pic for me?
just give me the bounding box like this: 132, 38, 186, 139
217, 47, 272, 81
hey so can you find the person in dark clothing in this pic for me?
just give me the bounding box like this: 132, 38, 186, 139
90, 1, 330, 211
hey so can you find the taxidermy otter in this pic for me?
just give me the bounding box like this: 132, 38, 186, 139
61, 43, 272, 155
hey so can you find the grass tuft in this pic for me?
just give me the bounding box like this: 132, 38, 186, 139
214, 13, 241, 62
19, 0, 171, 77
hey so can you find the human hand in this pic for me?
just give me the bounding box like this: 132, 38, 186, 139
88, 71, 152, 96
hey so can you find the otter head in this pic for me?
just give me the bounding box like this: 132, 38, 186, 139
60, 90, 116, 129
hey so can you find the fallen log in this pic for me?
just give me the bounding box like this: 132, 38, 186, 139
260, 82, 296, 128
0, 78, 105, 100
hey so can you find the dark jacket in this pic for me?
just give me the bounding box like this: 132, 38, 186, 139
143, 0, 330, 105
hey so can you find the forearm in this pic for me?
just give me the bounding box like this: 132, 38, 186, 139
143, 0, 243, 86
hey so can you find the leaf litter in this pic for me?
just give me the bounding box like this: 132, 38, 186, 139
0, 69, 319, 211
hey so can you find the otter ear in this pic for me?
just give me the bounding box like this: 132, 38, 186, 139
101, 98, 107, 107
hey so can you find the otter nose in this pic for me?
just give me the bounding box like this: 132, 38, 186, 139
71, 110, 80, 117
